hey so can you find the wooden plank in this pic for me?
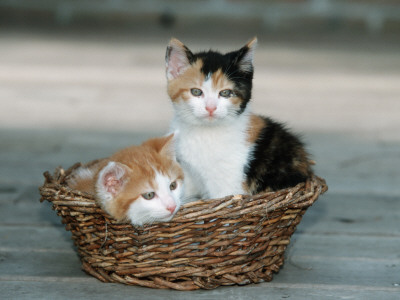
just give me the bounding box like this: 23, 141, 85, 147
0, 250, 84, 278
309, 133, 400, 197
273, 255, 400, 288
1, 280, 400, 300
0, 226, 74, 251
287, 233, 400, 261
0, 188, 62, 226
297, 193, 400, 236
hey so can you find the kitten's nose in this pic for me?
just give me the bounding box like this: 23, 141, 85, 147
206, 105, 216, 115
167, 204, 177, 214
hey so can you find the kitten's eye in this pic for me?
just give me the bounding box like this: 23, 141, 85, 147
190, 88, 203, 97
219, 89, 233, 98
142, 192, 155, 200
169, 181, 177, 191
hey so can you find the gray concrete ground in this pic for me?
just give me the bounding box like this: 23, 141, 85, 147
0, 29, 399, 299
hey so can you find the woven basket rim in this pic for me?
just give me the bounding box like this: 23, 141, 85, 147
40, 163, 328, 226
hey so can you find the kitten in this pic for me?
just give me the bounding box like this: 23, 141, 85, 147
165, 38, 312, 200
67, 134, 184, 226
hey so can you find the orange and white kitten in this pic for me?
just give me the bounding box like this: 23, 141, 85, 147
67, 134, 184, 226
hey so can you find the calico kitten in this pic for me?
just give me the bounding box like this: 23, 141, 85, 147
165, 38, 312, 200
67, 134, 184, 226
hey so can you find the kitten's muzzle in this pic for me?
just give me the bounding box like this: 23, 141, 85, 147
167, 204, 177, 214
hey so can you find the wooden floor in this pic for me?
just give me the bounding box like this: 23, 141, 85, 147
0, 29, 399, 299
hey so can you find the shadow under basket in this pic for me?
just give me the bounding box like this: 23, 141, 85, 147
39, 164, 328, 291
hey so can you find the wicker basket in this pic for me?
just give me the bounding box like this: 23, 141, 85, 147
39, 163, 327, 291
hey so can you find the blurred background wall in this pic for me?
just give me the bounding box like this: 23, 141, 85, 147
1, 0, 400, 38
1, 0, 399, 135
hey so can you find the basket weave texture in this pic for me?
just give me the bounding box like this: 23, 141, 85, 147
39, 163, 327, 291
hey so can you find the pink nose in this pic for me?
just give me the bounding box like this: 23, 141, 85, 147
167, 204, 176, 214
206, 105, 216, 115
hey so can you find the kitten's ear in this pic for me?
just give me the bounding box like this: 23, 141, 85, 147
235, 37, 257, 73
142, 134, 176, 160
158, 133, 176, 160
165, 38, 193, 80
97, 161, 130, 197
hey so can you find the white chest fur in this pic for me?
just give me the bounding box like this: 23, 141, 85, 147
171, 113, 252, 200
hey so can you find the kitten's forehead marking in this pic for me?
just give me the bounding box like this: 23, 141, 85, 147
212, 69, 230, 90
155, 172, 172, 192
202, 69, 227, 89
202, 76, 214, 96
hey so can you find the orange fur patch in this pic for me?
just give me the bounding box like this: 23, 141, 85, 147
68, 176, 95, 194
247, 114, 266, 144
167, 60, 204, 102
211, 69, 227, 89
292, 148, 312, 178
229, 95, 244, 107
246, 37, 257, 49
211, 69, 241, 106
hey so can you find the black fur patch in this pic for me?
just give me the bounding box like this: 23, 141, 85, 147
245, 116, 312, 193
